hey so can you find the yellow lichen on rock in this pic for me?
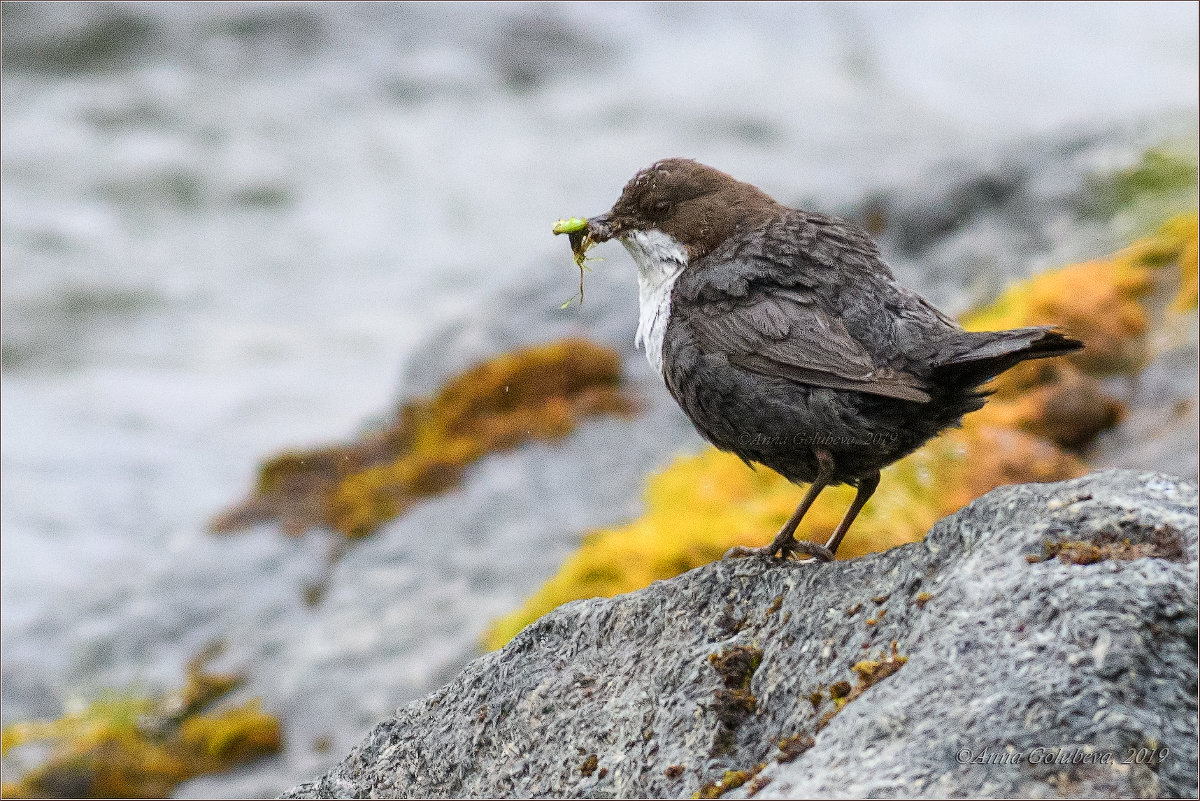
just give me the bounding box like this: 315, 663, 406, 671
211, 338, 636, 539
695, 768, 753, 799
962, 211, 1197, 375
485, 216, 1198, 651
177, 700, 281, 763
961, 212, 1196, 448
1164, 212, 1198, 312
0, 655, 280, 799
484, 422, 1086, 649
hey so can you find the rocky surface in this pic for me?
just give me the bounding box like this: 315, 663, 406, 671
284, 470, 1198, 799
3, 4, 1195, 796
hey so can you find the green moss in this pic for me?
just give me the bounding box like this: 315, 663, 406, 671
695, 768, 752, 799
1096, 145, 1199, 225
1, 652, 281, 799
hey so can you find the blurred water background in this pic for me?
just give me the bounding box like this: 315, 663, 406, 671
2, 2, 1197, 796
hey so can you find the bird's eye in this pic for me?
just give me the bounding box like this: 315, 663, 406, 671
649, 199, 671, 218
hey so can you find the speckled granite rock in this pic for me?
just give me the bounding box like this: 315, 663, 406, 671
284, 470, 1198, 799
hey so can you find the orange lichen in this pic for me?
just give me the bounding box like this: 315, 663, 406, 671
962, 253, 1150, 375
1165, 213, 1199, 312
960, 212, 1196, 447
0, 651, 281, 799
211, 338, 636, 539
963, 212, 1196, 377
485, 216, 1197, 650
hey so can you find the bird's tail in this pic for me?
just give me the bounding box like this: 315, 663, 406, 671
929, 326, 1084, 389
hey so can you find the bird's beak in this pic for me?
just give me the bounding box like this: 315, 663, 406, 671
586, 213, 617, 243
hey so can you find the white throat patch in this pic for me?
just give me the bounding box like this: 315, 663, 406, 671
620, 229, 687, 375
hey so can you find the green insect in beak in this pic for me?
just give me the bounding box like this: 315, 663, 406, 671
552, 217, 599, 307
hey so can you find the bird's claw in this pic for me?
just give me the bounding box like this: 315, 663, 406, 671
723, 545, 762, 560
787, 542, 835, 562
722, 541, 835, 563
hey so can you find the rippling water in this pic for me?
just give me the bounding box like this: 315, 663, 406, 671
2, 2, 1197, 795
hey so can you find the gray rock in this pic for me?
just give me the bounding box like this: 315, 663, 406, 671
285, 469, 1197, 800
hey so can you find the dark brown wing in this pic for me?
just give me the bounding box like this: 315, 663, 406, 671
678, 285, 933, 403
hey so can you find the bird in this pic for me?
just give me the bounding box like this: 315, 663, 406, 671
566, 158, 1083, 562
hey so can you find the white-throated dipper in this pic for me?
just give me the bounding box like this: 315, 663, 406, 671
560, 158, 1084, 562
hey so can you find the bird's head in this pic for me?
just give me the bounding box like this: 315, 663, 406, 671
586, 158, 782, 262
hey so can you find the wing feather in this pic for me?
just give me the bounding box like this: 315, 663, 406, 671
679, 285, 932, 404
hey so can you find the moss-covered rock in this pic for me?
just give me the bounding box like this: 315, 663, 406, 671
1087, 143, 1199, 230
210, 338, 636, 539
284, 471, 1198, 800
0, 651, 281, 799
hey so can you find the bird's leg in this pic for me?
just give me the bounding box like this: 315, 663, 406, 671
820, 471, 880, 558
726, 448, 836, 561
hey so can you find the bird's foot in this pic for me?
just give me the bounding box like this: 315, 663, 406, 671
723, 540, 834, 563
723, 545, 762, 559
787, 541, 836, 562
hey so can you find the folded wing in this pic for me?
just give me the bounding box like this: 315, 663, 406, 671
679, 285, 934, 404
